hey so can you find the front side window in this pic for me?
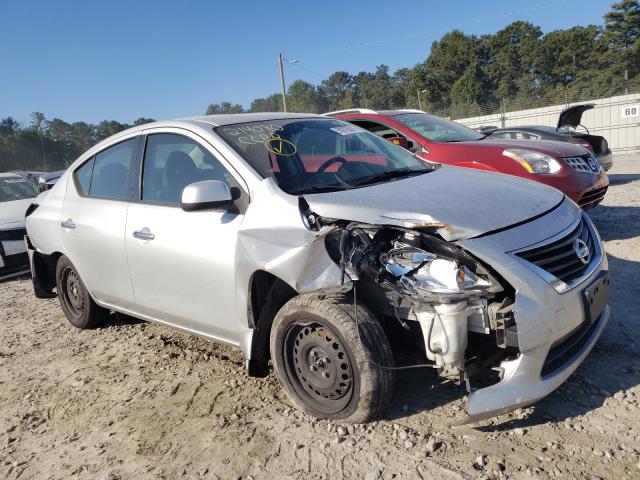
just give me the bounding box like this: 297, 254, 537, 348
89, 139, 135, 200
217, 118, 434, 195
141, 133, 234, 205
392, 113, 484, 143
0, 177, 38, 202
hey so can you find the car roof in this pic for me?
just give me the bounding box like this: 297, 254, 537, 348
184, 112, 321, 127
135, 112, 320, 131
65, 112, 327, 169
325, 108, 425, 118
102, 112, 323, 141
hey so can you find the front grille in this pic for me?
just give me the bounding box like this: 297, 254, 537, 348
516, 217, 594, 284
541, 313, 603, 377
579, 186, 608, 208
564, 155, 599, 173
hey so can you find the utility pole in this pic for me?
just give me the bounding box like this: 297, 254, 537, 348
625, 68, 629, 95
417, 89, 427, 111
278, 53, 287, 112
278, 54, 299, 112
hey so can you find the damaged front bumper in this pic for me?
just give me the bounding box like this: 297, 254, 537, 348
461, 305, 609, 423
458, 204, 609, 423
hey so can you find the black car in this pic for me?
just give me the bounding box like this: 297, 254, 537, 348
478, 104, 613, 171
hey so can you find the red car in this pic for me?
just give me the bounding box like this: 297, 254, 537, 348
329, 109, 608, 209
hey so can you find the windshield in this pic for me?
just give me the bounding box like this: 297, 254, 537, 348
392, 113, 484, 142
216, 118, 433, 195
0, 177, 38, 203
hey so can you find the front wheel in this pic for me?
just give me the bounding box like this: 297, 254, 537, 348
55, 255, 108, 329
270, 294, 395, 423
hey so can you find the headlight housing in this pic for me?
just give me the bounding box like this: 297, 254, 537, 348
503, 149, 562, 174
380, 243, 496, 302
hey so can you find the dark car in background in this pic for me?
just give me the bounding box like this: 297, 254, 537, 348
479, 104, 613, 171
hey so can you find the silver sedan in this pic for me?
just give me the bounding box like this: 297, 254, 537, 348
25, 113, 609, 423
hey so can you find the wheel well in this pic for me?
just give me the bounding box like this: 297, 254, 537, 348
247, 271, 297, 377
31, 251, 62, 298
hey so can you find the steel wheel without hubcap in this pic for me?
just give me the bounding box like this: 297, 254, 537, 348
55, 255, 108, 329
61, 267, 84, 318
284, 322, 354, 415
271, 294, 395, 422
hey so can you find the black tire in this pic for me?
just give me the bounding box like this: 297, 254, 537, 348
270, 294, 395, 423
55, 255, 108, 329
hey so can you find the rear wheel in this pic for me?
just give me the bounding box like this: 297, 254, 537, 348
55, 255, 108, 329
270, 294, 394, 423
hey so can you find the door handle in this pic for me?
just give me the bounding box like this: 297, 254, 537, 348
61, 219, 76, 229
133, 230, 155, 241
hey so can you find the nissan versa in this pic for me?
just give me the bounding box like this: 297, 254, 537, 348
25, 113, 610, 423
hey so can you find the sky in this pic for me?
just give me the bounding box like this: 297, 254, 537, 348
0, 0, 614, 124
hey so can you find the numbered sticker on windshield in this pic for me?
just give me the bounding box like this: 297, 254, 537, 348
330, 125, 363, 136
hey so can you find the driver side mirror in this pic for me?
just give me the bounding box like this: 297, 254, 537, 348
181, 180, 234, 211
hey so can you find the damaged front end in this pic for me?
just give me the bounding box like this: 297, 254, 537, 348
306, 212, 521, 417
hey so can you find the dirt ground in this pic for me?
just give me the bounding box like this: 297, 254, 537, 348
1, 154, 639, 480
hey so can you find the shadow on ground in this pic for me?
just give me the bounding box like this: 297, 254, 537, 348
606, 172, 640, 186
588, 204, 640, 241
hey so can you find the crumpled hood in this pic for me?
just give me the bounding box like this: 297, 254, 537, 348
304, 166, 564, 241
0, 198, 32, 229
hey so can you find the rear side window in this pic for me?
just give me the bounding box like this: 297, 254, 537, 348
74, 158, 94, 195
89, 139, 135, 200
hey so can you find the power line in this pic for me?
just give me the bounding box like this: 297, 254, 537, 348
289, 62, 326, 79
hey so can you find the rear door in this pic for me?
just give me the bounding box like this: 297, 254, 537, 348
124, 129, 248, 342
61, 136, 139, 307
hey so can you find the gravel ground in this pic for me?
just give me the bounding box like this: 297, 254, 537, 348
1, 154, 639, 480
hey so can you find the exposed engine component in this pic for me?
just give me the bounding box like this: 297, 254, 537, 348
332, 223, 514, 380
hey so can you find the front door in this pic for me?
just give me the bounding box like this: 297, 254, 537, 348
125, 131, 246, 342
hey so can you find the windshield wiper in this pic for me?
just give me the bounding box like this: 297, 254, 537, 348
349, 168, 427, 187
289, 184, 349, 195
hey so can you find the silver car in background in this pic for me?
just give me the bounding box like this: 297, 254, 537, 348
0, 172, 38, 280
25, 113, 610, 423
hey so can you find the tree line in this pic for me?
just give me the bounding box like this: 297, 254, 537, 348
1, 0, 638, 172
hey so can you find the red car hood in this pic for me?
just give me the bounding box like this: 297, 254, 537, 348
449, 138, 589, 157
